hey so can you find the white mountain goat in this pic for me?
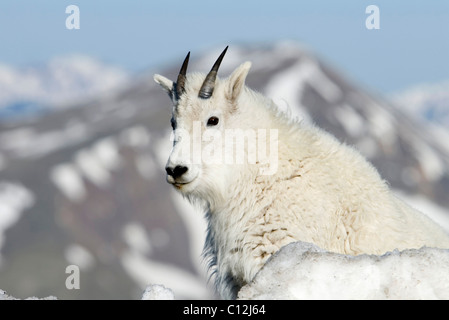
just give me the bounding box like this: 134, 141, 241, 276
154, 47, 449, 299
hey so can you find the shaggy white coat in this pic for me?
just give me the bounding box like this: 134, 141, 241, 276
154, 61, 449, 299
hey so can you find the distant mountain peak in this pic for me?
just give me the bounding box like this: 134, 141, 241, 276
0, 55, 130, 114
391, 80, 449, 126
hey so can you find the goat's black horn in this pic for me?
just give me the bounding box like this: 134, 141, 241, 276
198, 46, 228, 99
175, 51, 190, 99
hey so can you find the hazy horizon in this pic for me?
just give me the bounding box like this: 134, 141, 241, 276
0, 0, 448, 94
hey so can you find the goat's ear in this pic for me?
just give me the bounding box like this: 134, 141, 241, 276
227, 62, 251, 102
154, 74, 174, 98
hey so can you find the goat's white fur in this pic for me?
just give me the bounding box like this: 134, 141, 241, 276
154, 59, 449, 299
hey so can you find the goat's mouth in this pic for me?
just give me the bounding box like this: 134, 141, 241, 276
173, 183, 188, 190
166, 175, 198, 189
173, 181, 190, 187
171, 180, 197, 191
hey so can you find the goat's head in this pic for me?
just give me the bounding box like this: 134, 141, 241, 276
154, 47, 253, 200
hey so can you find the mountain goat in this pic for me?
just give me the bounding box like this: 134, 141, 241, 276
154, 47, 449, 299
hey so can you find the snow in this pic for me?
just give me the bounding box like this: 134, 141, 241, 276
264, 60, 313, 124
50, 136, 122, 200
119, 126, 157, 180
119, 191, 213, 299
0, 289, 57, 300
171, 189, 209, 279
135, 153, 158, 180
0, 121, 91, 159
0, 127, 35, 156
427, 124, 449, 156
153, 129, 172, 169
1, 45, 446, 301
333, 104, 365, 137
120, 249, 213, 299
141, 284, 175, 300
120, 219, 212, 300
64, 244, 95, 271
50, 163, 86, 202
391, 80, 449, 128
410, 138, 446, 182
0, 181, 35, 265
394, 190, 449, 234
238, 241, 449, 300
264, 53, 343, 125
119, 125, 151, 149
390, 80, 449, 164
49, 133, 138, 201
74, 144, 115, 188
305, 60, 343, 103
153, 131, 210, 278
49, 127, 158, 202
91, 137, 122, 172
122, 222, 153, 255
116, 132, 214, 299
0, 55, 129, 110
366, 101, 398, 148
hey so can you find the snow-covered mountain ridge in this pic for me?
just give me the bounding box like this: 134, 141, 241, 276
392, 81, 449, 128
0, 55, 129, 117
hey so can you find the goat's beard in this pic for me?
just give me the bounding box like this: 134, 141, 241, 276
180, 164, 230, 213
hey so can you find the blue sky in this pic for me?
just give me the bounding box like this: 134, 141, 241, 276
0, 0, 447, 94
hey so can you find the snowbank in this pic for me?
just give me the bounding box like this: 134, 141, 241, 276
0, 181, 35, 265
0, 289, 57, 300
5, 235, 449, 301
0, 285, 174, 300
238, 241, 449, 300
141, 284, 175, 300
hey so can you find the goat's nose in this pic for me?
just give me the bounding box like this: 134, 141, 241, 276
165, 165, 188, 179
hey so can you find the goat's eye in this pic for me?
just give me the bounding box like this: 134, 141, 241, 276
170, 118, 176, 130
207, 116, 219, 126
